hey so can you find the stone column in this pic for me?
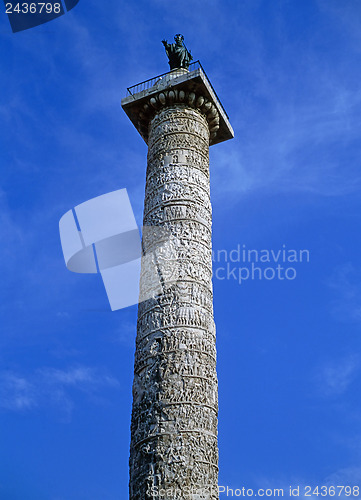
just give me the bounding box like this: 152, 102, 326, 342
122, 67, 233, 500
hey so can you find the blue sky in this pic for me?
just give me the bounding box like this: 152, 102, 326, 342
1, 0, 361, 498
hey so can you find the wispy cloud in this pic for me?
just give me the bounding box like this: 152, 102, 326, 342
113, 320, 137, 348
325, 465, 361, 486
211, 85, 361, 201
39, 366, 119, 388
0, 366, 120, 420
328, 263, 361, 323
0, 372, 37, 411
205, 1, 361, 202
251, 469, 361, 499
315, 355, 360, 397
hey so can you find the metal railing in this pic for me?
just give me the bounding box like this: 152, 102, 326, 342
126, 60, 229, 120
126, 61, 201, 96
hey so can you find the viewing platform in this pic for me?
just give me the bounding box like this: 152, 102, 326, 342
121, 60, 234, 146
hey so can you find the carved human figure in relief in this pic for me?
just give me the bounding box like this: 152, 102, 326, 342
162, 34, 193, 70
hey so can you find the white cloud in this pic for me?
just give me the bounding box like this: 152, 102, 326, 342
113, 320, 137, 348
0, 372, 37, 411
0, 366, 120, 419
251, 471, 361, 499
210, 84, 361, 201
325, 465, 361, 486
328, 263, 361, 323
39, 366, 119, 388
315, 355, 359, 397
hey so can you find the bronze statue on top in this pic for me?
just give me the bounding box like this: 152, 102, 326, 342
162, 34, 193, 70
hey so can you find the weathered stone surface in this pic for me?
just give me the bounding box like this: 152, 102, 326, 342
129, 105, 219, 500
122, 64, 233, 500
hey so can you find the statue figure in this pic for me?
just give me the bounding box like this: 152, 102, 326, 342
162, 34, 193, 70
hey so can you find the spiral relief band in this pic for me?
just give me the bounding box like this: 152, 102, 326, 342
129, 104, 219, 500
122, 61, 233, 500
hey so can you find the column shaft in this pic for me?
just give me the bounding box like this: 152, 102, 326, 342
130, 104, 219, 500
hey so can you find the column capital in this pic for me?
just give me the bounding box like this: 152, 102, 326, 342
121, 62, 234, 146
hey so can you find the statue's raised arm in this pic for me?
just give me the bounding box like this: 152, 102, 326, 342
162, 34, 193, 70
